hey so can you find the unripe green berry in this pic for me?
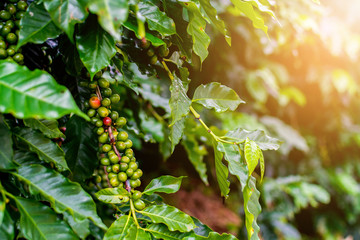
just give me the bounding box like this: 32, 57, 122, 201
117, 131, 128, 141
101, 98, 111, 107
116, 141, 126, 151
109, 154, 119, 164
126, 168, 134, 177
110, 177, 120, 187
87, 109, 96, 117
106, 166, 112, 173
120, 163, 128, 172
99, 133, 109, 143
100, 157, 110, 166
97, 107, 109, 118
110, 94, 120, 104
129, 162, 138, 171
98, 78, 110, 88
103, 88, 112, 96
121, 156, 130, 164
102, 144, 112, 152
110, 111, 119, 120
118, 172, 127, 182
112, 164, 120, 173
125, 149, 134, 158
133, 199, 145, 210
116, 117, 127, 127
96, 127, 104, 135
125, 139, 133, 148
132, 191, 142, 200
108, 173, 117, 179
95, 120, 103, 127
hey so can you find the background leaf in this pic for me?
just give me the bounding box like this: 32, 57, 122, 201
0, 210, 14, 240
169, 75, 191, 125
76, 15, 116, 80
15, 197, 78, 240
140, 204, 196, 232
244, 138, 260, 176
14, 164, 107, 230
143, 175, 184, 195
192, 82, 244, 112
17, 2, 62, 48
170, 118, 186, 153
62, 116, 98, 181
146, 223, 194, 239
15, 128, 69, 172
23, 119, 65, 139
0, 115, 15, 170
123, 21, 166, 47
0, 62, 88, 120
104, 215, 134, 240
212, 139, 230, 198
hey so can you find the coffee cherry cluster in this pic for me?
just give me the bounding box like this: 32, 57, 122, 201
0, 0, 26, 63
83, 72, 146, 210
140, 39, 171, 65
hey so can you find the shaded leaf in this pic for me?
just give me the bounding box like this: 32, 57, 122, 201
146, 223, 194, 240
126, 224, 151, 239
244, 138, 260, 176
62, 116, 98, 181
17, 2, 62, 48
44, 0, 88, 40
192, 82, 244, 112
198, 0, 231, 45
143, 175, 184, 195
169, 75, 191, 126
139, 204, 196, 232
212, 139, 230, 198
14, 164, 107, 230
15, 197, 78, 240
180, 1, 210, 63
0, 210, 14, 240
138, 0, 176, 36
76, 15, 116, 80
123, 21, 165, 47
226, 128, 281, 150
185, 232, 238, 239
170, 118, 186, 153
24, 119, 65, 139
88, 0, 129, 40
104, 215, 134, 240
0, 61, 88, 120
0, 115, 16, 170
15, 128, 69, 172
95, 188, 129, 204
182, 131, 208, 185
63, 212, 90, 240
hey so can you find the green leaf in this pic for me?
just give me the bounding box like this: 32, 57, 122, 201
44, 0, 88, 40
143, 175, 184, 195
170, 118, 186, 153
212, 139, 230, 198
0, 61, 88, 120
63, 212, 90, 240
226, 128, 281, 150
104, 215, 134, 240
123, 21, 166, 47
76, 15, 116, 80
0, 210, 14, 240
244, 138, 260, 176
259, 150, 264, 182
146, 223, 194, 240
23, 119, 65, 139
14, 164, 107, 230
139, 204, 196, 232
169, 75, 191, 126
0, 115, 16, 170
182, 131, 208, 185
138, 0, 176, 36
15, 128, 69, 172
95, 188, 129, 204
62, 116, 98, 181
192, 82, 244, 112
15, 197, 78, 240
185, 232, 238, 239
0, 190, 4, 226
230, 0, 269, 35
88, 0, 129, 40
198, 0, 231, 45
126, 224, 151, 239
17, 2, 62, 48
180, 1, 210, 63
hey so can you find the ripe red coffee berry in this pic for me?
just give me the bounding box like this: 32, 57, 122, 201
103, 117, 112, 126
89, 96, 101, 109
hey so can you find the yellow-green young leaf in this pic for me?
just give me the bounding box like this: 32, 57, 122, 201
230, 0, 268, 35
179, 1, 210, 63
13, 164, 107, 230
15, 128, 69, 172
138, 0, 176, 36
146, 223, 195, 240
143, 175, 185, 195
0, 62, 88, 120
259, 148, 264, 183
104, 215, 134, 240
17, 2, 62, 48
44, 0, 88, 41
123, 21, 166, 47
88, 0, 129, 40
139, 205, 196, 232
15, 197, 78, 240
212, 139, 230, 198
198, 0, 231, 45
169, 75, 191, 126
95, 188, 130, 204
23, 119, 65, 139
192, 82, 245, 112
126, 224, 151, 239
244, 138, 260, 176
0, 115, 16, 170
76, 15, 116, 80
243, 176, 261, 240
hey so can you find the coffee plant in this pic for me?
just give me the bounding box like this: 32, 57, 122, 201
0, 0, 283, 239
